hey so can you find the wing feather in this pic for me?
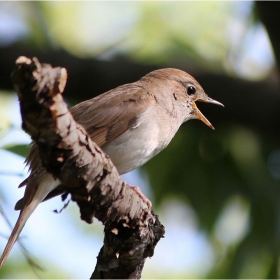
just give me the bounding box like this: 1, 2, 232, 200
71, 83, 153, 147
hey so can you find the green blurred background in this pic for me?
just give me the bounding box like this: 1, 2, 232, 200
1, 1, 280, 278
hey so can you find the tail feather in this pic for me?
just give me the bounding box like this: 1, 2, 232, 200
0, 203, 37, 267
0, 174, 59, 268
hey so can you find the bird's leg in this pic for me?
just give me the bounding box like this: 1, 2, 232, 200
130, 186, 152, 208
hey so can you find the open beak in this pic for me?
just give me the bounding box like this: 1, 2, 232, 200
193, 97, 224, 130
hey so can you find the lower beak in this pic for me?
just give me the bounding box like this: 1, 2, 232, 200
193, 97, 224, 130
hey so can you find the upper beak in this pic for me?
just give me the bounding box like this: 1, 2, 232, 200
193, 97, 224, 130
197, 97, 224, 107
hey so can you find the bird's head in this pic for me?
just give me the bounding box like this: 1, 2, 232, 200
180, 74, 224, 130
146, 68, 224, 129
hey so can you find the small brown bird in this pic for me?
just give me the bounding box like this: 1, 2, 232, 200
0, 68, 223, 267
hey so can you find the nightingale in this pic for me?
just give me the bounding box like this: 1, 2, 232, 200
0, 68, 223, 267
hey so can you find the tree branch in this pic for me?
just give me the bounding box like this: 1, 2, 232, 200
2, 44, 280, 141
12, 56, 164, 279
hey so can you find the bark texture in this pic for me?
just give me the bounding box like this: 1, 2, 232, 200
12, 56, 165, 279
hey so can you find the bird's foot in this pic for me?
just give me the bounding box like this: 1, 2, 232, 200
130, 186, 152, 208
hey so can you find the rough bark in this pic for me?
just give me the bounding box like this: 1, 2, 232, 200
12, 56, 165, 279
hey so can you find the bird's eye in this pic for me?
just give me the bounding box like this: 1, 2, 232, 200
187, 86, 196, 95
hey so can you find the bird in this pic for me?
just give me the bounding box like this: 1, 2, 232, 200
0, 68, 223, 267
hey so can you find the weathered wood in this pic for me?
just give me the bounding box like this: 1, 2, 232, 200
12, 56, 165, 279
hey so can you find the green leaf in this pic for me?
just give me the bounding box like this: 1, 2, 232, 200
4, 144, 28, 158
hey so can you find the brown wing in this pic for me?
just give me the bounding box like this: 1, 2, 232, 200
70, 83, 153, 147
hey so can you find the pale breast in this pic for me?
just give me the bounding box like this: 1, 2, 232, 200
102, 105, 181, 175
